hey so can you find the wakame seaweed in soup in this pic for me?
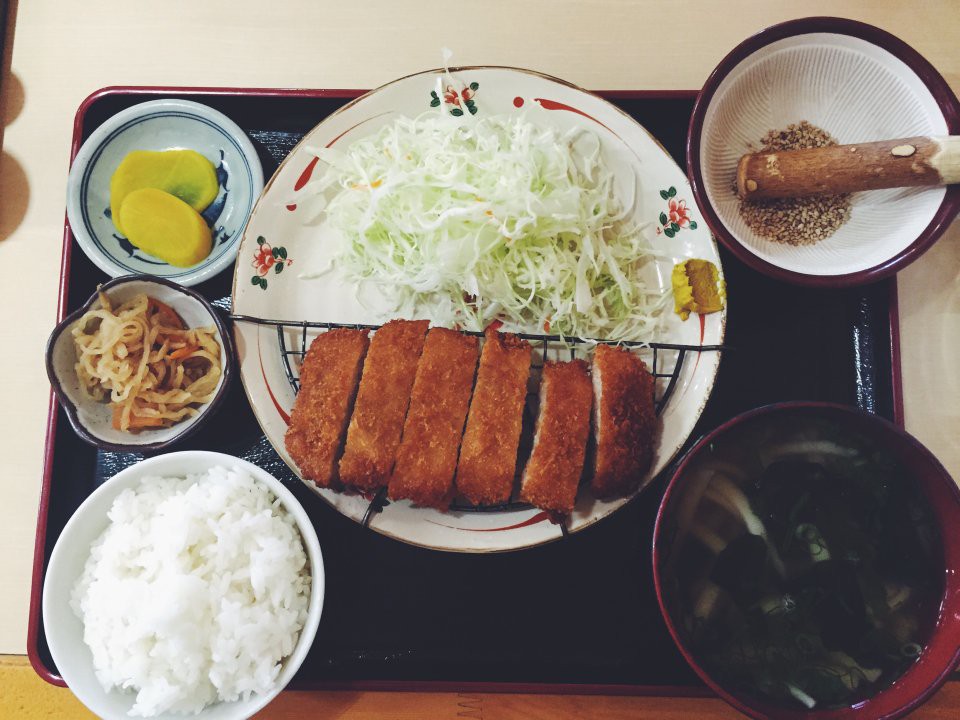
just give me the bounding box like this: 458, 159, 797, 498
666, 413, 943, 711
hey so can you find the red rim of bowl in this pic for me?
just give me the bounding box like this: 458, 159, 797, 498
652, 401, 960, 720
686, 16, 960, 287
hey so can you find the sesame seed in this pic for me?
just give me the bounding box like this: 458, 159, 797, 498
736, 121, 851, 246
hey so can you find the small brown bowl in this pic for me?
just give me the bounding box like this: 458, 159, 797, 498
45, 275, 234, 452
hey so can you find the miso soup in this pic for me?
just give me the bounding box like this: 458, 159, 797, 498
663, 412, 943, 710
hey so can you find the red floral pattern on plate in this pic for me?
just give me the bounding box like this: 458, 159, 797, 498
430, 81, 479, 116
250, 236, 293, 290
669, 199, 691, 228
655, 186, 698, 238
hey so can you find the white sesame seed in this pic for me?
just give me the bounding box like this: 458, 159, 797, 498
736, 121, 851, 246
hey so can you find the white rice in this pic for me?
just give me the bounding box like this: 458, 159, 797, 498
70, 465, 311, 717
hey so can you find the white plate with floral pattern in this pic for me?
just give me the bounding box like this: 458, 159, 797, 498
231, 67, 726, 552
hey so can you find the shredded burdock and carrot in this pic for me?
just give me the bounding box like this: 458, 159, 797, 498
72, 292, 222, 432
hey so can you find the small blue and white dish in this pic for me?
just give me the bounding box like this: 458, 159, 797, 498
66, 99, 264, 287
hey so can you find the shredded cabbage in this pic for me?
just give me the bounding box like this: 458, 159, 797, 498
297, 112, 665, 340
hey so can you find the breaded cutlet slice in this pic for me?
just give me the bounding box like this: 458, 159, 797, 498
388, 328, 479, 509
518, 359, 593, 514
455, 328, 532, 505
338, 319, 429, 492
590, 343, 656, 498
284, 328, 369, 488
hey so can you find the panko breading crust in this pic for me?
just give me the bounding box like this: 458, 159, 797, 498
284, 328, 370, 488
388, 328, 479, 509
590, 343, 656, 498
519, 359, 593, 514
455, 329, 532, 505
338, 319, 429, 491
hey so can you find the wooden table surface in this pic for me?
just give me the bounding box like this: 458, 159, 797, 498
1, 1, 958, 717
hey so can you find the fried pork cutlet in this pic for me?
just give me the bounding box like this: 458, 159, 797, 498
284, 328, 369, 488
518, 359, 593, 514
338, 319, 429, 492
455, 328, 532, 505
590, 343, 657, 498
388, 328, 479, 509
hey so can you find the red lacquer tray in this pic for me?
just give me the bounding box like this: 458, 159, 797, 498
29, 86, 904, 696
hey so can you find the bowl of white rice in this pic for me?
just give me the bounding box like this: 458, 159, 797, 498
42, 451, 323, 720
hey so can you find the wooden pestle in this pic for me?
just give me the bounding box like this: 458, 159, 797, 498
736, 136, 960, 200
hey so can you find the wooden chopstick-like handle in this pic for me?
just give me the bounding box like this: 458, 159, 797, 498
736, 136, 960, 200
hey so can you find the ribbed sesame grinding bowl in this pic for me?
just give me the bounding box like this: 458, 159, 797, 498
688, 17, 960, 287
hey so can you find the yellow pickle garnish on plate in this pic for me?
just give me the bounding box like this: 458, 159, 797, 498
671, 259, 725, 321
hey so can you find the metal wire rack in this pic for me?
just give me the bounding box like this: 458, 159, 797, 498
231, 315, 724, 526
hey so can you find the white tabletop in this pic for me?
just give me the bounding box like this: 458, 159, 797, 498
2, 0, 958, 655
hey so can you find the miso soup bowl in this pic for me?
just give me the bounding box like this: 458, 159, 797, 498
652, 402, 960, 720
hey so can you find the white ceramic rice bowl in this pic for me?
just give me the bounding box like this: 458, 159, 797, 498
42, 451, 324, 720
